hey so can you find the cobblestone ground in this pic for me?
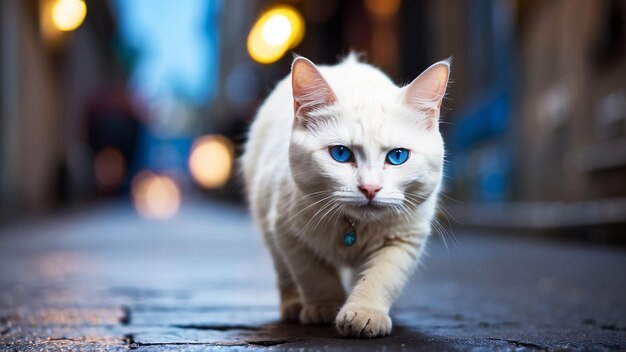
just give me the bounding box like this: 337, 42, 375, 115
0, 201, 625, 351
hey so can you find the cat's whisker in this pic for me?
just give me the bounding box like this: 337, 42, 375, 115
316, 202, 342, 234
403, 191, 428, 201
431, 218, 447, 249
328, 203, 345, 229
401, 195, 423, 213
402, 201, 452, 249
433, 218, 453, 253
439, 192, 464, 204
283, 193, 336, 223
402, 192, 459, 250
296, 199, 337, 237
333, 205, 343, 228
304, 189, 335, 197
310, 201, 340, 234
436, 205, 461, 248
392, 204, 411, 225
400, 204, 416, 226
430, 214, 455, 252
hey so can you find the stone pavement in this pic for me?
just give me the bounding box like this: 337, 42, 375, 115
0, 200, 625, 351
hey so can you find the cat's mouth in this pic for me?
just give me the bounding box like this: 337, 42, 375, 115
341, 199, 391, 220
332, 193, 402, 220
360, 201, 382, 210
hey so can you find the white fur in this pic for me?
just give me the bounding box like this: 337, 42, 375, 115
242, 55, 449, 338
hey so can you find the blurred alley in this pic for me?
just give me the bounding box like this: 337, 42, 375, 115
1, 0, 626, 350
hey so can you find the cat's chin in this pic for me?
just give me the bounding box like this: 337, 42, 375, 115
342, 202, 390, 222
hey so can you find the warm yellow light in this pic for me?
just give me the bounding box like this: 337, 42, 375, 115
132, 172, 181, 220
247, 5, 305, 64
51, 0, 87, 31
263, 14, 292, 45
189, 135, 234, 189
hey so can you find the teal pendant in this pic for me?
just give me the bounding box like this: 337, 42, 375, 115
343, 229, 357, 247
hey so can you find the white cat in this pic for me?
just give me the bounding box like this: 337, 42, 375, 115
242, 53, 449, 338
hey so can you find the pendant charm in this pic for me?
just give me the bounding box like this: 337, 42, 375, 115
342, 216, 358, 247
343, 229, 357, 247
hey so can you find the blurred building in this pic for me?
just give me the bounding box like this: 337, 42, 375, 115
431, 0, 626, 232
516, 0, 626, 202
0, 0, 127, 217
436, 0, 626, 203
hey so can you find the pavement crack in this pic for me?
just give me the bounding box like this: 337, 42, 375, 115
601, 324, 626, 332
486, 337, 545, 350
124, 334, 137, 349
129, 340, 302, 348
247, 338, 304, 346
172, 323, 260, 331
133, 342, 224, 347
46, 337, 82, 342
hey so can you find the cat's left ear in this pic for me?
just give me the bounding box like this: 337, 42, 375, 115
291, 57, 337, 123
403, 60, 450, 129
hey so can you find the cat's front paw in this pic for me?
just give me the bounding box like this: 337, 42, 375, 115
335, 304, 392, 338
280, 298, 303, 322
299, 303, 340, 325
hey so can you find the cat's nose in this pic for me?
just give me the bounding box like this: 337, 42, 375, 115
358, 184, 382, 200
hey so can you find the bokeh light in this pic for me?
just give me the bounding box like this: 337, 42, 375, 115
132, 172, 181, 220
51, 0, 87, 31
247, 5, 305, 64
94, 147, 126, 193
262, 15, 292, 45
189, 135, 234, 189
364, 0, 401, 20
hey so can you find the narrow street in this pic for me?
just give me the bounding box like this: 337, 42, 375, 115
0, 201, 624, 351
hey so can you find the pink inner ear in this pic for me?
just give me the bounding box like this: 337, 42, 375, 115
292, 58, 336, 118
404, 61, 450, 129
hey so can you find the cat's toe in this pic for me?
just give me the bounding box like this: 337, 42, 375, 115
299, 304, 339, 325
335, 304, 392, 338
280, 299, 303, 322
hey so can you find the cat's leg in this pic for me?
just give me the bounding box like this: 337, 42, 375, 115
265, 232, 303, 322
336, 238, 423, 338
277, 234, 346, 325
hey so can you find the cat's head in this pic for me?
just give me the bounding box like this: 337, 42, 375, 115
288, 55, 449, 221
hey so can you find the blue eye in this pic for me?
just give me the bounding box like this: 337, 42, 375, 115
329, 145, 353, 163
386, 148, 410, 165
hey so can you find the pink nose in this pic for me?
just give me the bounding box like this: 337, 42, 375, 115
358, 184, 382, 200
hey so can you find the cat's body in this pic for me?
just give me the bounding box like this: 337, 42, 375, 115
242, 54, 449, 338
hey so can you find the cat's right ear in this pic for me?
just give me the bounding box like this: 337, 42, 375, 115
291, 57, 336, 122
